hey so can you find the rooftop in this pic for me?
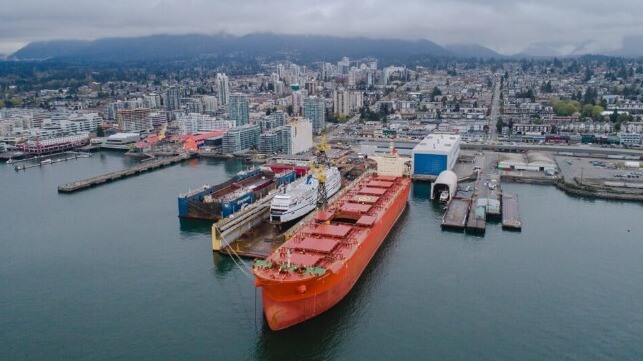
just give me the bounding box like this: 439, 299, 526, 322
413, 133, 461, 153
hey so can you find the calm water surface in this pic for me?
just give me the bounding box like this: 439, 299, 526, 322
1, 152, 642, 360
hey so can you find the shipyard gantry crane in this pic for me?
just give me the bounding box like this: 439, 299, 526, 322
311, 136, 331, 209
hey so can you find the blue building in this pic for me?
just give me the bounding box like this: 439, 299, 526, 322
412, 134, 461, 179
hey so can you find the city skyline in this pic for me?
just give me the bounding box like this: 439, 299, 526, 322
1, 0, 643, 56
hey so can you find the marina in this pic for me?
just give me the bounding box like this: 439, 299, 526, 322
11, 152, 93, 171
57, 153, 194, 193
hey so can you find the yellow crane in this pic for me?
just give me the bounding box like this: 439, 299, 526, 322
158, 122, 168, 141
311, 136, 332, 208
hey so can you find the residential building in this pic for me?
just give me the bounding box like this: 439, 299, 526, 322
303, 96, 326, 133
228, 94, 250, 127
222, 124, 260, 153
217, 73, 229, 106
164, 87, 181, 111
117, 108, 152, 132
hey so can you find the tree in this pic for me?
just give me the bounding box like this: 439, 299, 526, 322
496, 118, 503, 133
591, 105, 605, 122
431, 86, 442, 101
581, 104, 594, 118
610, 109, 618, 123
582, 87, 597, 105
286, 105, 293, 116
96, 125, 105, 137
552, 99, 581, 116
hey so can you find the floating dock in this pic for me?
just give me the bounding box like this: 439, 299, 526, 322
465, 178, 487, 233
477, 173, 502, 219
211, 191, 278, 258
57, 154, 193, 193
465, 198, 487, 233
502, 193, 522, 230
441, 197, 471, 230
213, 170, 372, 259
12, 152, 93, 171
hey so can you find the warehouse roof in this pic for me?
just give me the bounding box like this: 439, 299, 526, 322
413, 133, 461, 153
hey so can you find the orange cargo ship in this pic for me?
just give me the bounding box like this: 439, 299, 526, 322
253, 172, 411, 330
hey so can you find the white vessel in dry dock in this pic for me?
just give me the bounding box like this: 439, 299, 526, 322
269, 167, 341, 225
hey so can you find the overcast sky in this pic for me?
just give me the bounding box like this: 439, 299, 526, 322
1, 0, 642, 55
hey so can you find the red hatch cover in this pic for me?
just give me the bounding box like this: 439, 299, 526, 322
295, 237, 339, 254
367, 180, 394, 188
340, 203, 372, 214
289, 253, 324, 267
356, 215, 377, 227
306, 224, 352, 238
315, 210, 334, 222
351, 195, 380, 204
376, 175, 398, 182
358, 187, 387, 196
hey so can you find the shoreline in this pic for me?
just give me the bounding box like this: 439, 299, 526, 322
500, 174, 643, 203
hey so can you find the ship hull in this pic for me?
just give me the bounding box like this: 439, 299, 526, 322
258, 177, 410, 330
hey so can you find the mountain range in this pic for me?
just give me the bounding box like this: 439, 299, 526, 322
8, 33, 502, 63
8, 33, 643, 63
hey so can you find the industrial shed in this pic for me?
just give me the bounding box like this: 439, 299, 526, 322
498, 152, 556, 173
430, 170, 457, 200
412, 134, 461, 178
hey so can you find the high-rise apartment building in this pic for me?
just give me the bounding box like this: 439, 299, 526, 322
216, 73, 230, 106
228, 93, 249, 127
165, 87, 181, 111
118, 108, 152, 132
258, 118, 312, 155
222, 124, 260, 153
303, 96, 326, 134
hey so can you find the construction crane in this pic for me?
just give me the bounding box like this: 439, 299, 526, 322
311, 135, 332, 209
158, 122, 168, 141
315, 135, 330, 166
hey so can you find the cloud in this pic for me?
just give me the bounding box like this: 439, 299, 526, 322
1, 0, 642, 55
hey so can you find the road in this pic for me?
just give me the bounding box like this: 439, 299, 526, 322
488, 80, 501, 141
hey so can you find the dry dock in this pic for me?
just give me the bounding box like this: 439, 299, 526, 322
441, 197, 471, 230
58, 154, 193, 193
502, 193, 522, 230
214, 170, 374, 259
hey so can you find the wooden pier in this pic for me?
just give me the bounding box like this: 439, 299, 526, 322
441, 197, 471, 231
502, 193, 522, 230
57, 154, 192, 193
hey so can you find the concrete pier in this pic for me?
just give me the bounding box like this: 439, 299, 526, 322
57, 154, 192, 193
502, 193, 522, 230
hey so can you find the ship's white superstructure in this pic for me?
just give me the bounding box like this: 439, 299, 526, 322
269, 167, 341, 224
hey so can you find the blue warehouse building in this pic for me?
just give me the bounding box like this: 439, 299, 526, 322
412, 134, 461, 179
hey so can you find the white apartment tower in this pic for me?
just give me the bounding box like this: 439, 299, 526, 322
216, 73, 230, 106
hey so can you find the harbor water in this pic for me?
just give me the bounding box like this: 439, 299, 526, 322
1, 152, 643, 360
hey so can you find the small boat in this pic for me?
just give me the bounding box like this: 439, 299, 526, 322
40, 159, 53, 165
439, 190, 450, 203
6, 158, 14, 164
